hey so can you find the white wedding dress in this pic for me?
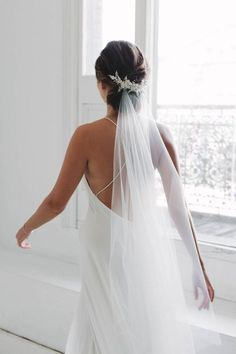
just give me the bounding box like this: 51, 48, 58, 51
65, 174, 125, 354
64, 92, 221, 354
64, 157, 220, 354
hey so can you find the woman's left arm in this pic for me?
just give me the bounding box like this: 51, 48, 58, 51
16, 124, 89, 248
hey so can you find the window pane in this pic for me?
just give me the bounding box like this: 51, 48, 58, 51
83, 0, 136, 75
157, 0, 236, 105
157, 0, 236, 219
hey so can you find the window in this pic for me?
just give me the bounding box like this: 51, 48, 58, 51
156, 0, 236, 219
82, 0, 136, 75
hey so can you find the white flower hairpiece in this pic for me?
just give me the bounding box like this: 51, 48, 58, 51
108, 70, 147, 93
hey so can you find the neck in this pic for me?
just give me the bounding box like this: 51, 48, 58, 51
106, 105, 118, 121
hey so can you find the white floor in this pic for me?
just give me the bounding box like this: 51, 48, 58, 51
1, 328, 236, 354
0, 328, 62, 354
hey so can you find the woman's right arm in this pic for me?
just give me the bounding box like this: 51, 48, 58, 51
157, 123, 205, 271
152, 123, 214, 307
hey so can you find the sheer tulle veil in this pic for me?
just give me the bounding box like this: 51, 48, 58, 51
106, 78, 222, 353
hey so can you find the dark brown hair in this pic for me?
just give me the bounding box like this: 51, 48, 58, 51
95, 40, 149, 111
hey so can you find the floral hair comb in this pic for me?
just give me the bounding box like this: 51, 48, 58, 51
108, 70, 147, 93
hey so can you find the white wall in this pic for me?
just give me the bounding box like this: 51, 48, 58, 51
0, 0, 81, 262
0, 1, 82, 350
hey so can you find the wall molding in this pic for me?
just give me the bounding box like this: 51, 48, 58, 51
60, 0, 80, 229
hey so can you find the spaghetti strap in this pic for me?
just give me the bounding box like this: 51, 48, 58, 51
95, 162, 126, 197
95, 116, 120, 197
95, 117, 126, 196
104, 117, 117, 126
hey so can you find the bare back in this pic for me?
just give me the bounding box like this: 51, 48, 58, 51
84, 117, 117, 209
84, 118, 178, 210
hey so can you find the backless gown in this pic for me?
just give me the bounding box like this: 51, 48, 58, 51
65, 173, 123, 354
64, 116, 221, 354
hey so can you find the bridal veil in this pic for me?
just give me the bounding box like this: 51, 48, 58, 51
105, 80, 222, 353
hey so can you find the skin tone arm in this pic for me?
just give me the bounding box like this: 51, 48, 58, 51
158, 124, 214, 302
15, 115, 214, 303
159, 129, 204, 269
16, 124, 89, 248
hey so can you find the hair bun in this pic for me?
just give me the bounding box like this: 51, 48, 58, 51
95, 40, 149, 111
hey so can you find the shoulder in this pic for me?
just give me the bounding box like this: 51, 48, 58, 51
74, 122, 90, 137
155, 122, 180, 171
71, 122, 95, 146
75, 118, 106, 136
71, 119, 107, 151
155, 122, 174, 146
75, 118, 114, 143
154, 122, 177, 156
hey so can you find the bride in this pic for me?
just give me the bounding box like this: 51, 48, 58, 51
16, 40, 221, 353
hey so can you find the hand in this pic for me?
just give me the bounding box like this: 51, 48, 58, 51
192, 268, 214, 310
16, 225, 32, 249
203, 269, 215, 302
